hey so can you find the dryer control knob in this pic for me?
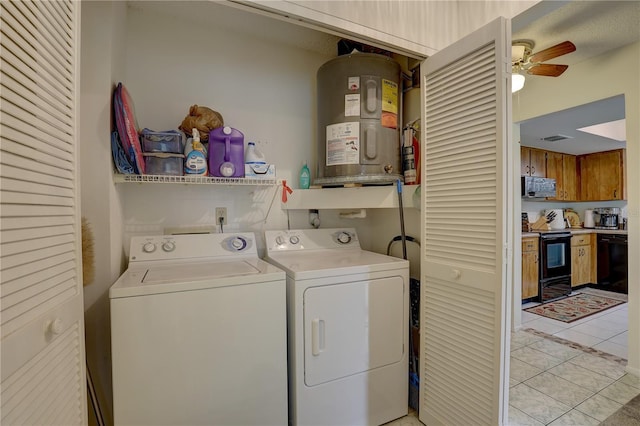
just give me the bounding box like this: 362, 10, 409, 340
337, 232, 352, 244
230, 237, 247, 250
289, 235, 300, 245
162, 241, 176, 252
275, 236, 286, 246
143, 242, 157, 253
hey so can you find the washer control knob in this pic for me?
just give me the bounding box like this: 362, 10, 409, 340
275, 236, 286, 246
162, 241, 176, 252
289, 235, 300, 245
337, 232, 352, 244
231, 237, 247, 250
142, 242, 157, 253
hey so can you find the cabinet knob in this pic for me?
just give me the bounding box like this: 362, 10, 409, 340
45, 318, 64, 335
451, 269, 461, 279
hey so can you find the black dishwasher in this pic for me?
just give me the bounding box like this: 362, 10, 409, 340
597, 233, 628, 294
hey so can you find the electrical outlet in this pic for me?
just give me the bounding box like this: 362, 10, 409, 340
215, 207, 227, 225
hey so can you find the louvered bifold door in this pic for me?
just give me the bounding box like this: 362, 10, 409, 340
419, 18, 512, 426
1, 1, 87, 425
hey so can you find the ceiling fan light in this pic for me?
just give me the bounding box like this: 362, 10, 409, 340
512, 73, 525, 93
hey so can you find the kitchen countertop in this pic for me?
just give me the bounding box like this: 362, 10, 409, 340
522, 229, 628, 238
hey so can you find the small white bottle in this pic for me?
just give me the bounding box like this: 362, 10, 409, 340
245, 142, 268, 175
245, 142, 266, 165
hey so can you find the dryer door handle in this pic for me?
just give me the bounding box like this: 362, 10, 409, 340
311, 318, 325, 356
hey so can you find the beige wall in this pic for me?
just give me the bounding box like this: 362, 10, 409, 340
513, 41, 640, 375
80, 2, 129, 424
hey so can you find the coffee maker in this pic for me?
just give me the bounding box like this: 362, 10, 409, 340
594, 207, 620, 229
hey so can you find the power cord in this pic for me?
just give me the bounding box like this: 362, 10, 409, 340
219, 215, 224, 233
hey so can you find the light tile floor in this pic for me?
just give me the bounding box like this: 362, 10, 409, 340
521, 289, 629, 359
510, 289, 638, 425
388, 289, 638, 425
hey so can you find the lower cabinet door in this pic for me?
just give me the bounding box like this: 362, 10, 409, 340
572, 245, 592, 287
522, 251, 539, 299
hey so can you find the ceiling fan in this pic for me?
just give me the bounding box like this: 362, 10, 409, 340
511, 40, 576, 92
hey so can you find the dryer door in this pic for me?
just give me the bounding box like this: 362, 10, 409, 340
303, 276, 404, 386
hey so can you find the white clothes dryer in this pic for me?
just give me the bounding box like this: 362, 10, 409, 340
110, 233, 287, 426
264, 228, 409, 426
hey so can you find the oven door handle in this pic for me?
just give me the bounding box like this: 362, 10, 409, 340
541, 237, 569, 243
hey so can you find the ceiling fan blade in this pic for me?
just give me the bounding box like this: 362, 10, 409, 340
527, 64, 569, 77
529, 41, 576, 63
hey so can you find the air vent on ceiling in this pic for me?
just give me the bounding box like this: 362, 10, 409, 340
540, 134, 573, 142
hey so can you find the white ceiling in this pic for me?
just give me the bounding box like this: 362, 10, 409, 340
519, 95, 625, 155
512, 0, 639, 155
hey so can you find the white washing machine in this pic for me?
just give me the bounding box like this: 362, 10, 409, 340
264, 228, 409, 426
110, 233, 288, 426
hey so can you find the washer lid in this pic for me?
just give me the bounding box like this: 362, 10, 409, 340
266, 249, 408, 280
144, 261, 258, 284
110, 258, 285, 298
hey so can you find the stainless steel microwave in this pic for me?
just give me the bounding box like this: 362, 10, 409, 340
521, 176, 556, 198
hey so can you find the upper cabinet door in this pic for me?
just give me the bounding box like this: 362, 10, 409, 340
599, 150, 625, 200
562, 154, 578, 201
420, 17, 511, 425
545, 151, 563, 199
234, 1, 537, 57
231, 0, 440, 57
521, 147, 546, 177
579, 149, 626, 201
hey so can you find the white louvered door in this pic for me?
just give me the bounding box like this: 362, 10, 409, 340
1, 1, 87, 425
419, 18, 512, 425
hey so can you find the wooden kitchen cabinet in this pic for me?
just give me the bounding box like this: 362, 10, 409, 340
521, 147, 546, 177
571, 234, 596, 287
546, 151, 577, 201
578, 149, 626, 201
599, 150, 625, 200
522, 237, 539, 299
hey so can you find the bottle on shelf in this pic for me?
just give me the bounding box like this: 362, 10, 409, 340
184, 128, 208, 175
245, 142, 266, 165
299, 161, 311, 189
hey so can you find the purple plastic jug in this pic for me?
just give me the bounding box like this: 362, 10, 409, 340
209, 126, 245, 178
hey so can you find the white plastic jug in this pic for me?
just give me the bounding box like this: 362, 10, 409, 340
245, 142, 266, 164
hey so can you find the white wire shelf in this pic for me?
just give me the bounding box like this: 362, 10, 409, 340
113, 174, 277, 186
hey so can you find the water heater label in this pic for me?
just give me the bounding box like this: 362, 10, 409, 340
348, 76, 360, 91
381, 79, 398, 129
326, 122, 360, 166
344, 94, 360, 117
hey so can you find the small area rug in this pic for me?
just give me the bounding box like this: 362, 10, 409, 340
524, 293, 625, 323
